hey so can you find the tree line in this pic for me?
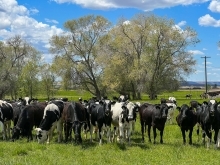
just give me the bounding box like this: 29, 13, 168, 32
0, 13, 199, 100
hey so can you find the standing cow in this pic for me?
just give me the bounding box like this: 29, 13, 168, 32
0, 100, 14, 140
111, 101, 138, 144
62, 102, 89, 143
139, 103, 170, 144
35, 100, 64, 144
176, 104, 197, 145
89, 99, 112, 145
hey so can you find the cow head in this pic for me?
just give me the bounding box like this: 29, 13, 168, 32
35, 128, 48, 143
11, 127, 21, 141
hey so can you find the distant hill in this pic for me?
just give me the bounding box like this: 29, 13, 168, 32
181, 81, 220, 87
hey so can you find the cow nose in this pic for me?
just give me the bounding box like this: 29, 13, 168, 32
162, 115, 167, 118
128, 116, 133, 121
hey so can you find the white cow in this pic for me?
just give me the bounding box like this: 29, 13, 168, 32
111, 101, 138, 144
166, 103, 177, 124
35, 100, 64, 144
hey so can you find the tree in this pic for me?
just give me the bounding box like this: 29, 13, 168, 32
100, 13, 199, 99
40, 64, 56, 101
50, 15, 111, 99
0, 36, 32, 99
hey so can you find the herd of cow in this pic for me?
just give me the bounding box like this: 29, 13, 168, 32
0, 95, 220, 148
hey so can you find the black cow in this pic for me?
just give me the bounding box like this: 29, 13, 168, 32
0, 100, 14, 140
89, 99, 112, 145
35, 100, 64, 144
198, 101, 220, 148
11, 102, 25, 127
62, 102, 90, 143
11, 102, 47, 141
176, 104, 197, 145
139, 103, 170, 144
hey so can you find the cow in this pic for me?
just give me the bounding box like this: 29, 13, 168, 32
198, 100, 220, 148
35, 100, 64, 144
11, 102, 47, 142
62, 101, 89, 144
118, 95, 129, 102
185, 94, 192, 99
111, 101, 139, 144
165, 102, 177, 124
89, 99, 112, 145
0, 100, 14, 140
11, 102, 26, 127
160, 99, 176, 124
168, 97, 177, 105
139, 103, 170, 144
176, 104, 197, 145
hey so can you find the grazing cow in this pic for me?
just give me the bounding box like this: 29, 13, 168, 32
35, 100, 64, 144
199, 100, 220, 148
111, 101, 138, 144
62, 102, 89, 143
176, 104, 197, 145
11, 102, 47, 141
139, 103, 170, 144
0, 100, 14, 140
89, 99, 112, 145
185, 94, 192, 99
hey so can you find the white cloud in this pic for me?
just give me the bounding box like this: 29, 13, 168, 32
188, 50, 205, 55
0, 0, 63, 63
52, 0, 209, 11
45, 18, 59, 24
208, 0, 220, 13
198, 14, 220, 27
177, 21, 186, 27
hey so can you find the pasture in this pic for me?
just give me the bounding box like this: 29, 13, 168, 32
1, 90, 220, 165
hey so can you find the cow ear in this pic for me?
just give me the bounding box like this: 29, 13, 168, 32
176, 107, 181, 111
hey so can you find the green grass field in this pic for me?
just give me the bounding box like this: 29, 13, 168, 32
1, 90, 220, 165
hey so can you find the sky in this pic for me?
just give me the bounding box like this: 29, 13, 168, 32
0, 0, 220, 82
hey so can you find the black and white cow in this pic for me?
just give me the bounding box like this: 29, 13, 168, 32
111, 101, 138, 144
11, 102, 47, 141
89, 99, 112, 145
0, 100, 14, 140
35, 100, 64, 144
198, 100, 220, 148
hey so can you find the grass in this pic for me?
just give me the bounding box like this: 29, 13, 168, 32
1, 89, 220, 165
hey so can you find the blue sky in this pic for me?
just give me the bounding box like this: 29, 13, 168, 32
0, 0, 220, 81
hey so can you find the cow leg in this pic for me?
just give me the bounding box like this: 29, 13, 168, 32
196, 124, 200, 142
189, 128, 193, 145
90, 125, 94, 142
56, 119, 63, 143
213, 129, 218, 145
141, 122, 145, 143
153, 126, 157, 144
147, 125, 151, 143
160, 129, 164, 144
181, 128, 186, 144
119, 123, 124, 143
98, 125, 103, 145
217, 129, 220, 148
64, 122, 71, 142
